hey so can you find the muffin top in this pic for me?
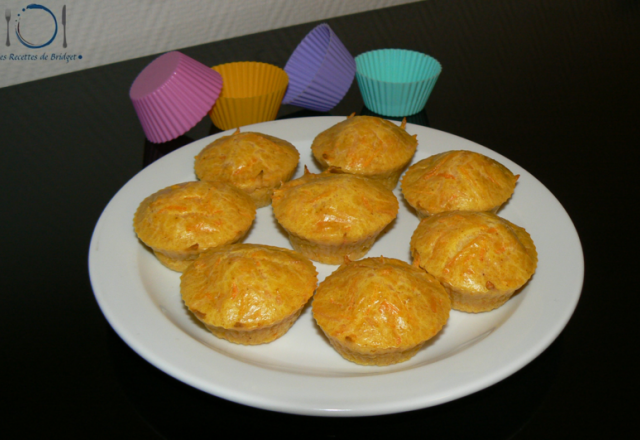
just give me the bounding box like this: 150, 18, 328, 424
312, 256, 451, 351
410, 211, 537, 295
194, 130, 299, 206
272, 168, 399, 245
133, 181, 256, 257
401, 150, 519, 216
311, 115, 417, 176
180, 244, 318, 330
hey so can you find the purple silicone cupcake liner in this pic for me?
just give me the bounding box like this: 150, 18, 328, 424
283, 23, 355, 112
130, 51, 223, 143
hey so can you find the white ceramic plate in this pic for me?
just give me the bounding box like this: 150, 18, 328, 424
89, 116, 583, 416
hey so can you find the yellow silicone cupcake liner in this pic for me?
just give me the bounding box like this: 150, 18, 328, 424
209, 62, 289, 130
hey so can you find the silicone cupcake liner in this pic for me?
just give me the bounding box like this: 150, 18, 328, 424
209, 62, 289, 130
355, 49, 441, 117
283, 23, 356, 112
130, 51, 223, 143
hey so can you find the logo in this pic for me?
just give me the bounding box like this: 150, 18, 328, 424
14, 4, 58, 49
2, 3, 81, 62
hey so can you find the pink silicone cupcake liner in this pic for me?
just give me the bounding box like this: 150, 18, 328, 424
282, 23, 355, 112
130, 51, 223, 143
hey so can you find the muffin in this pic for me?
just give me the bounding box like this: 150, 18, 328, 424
133, 181, 256, 272
194, 129, 300, 207
312, 256, 451, 366
410, 211, 537, 313
272, 168, 399, 264
311, 114, 417, 190
180, 244, 318, 345
401, 150, 519, 218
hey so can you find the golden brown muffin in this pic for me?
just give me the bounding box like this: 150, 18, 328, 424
180, 244, 318, 345
311, 114, 418, 190
401, 150, 519, 218
272, 168, 399, 264
194, 129, 300, 208
133, 181, 256, 272
410, 211, 537, 313
312, 256, 451, 366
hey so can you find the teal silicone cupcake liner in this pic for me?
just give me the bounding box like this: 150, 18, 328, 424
355, 49, 441, 117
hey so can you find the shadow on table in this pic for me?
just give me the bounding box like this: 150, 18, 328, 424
359, 106, 430, 127
107, 325, 560, 439
278, 107, 430, 127
143, 135, 195, 168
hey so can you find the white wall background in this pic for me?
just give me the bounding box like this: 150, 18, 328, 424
0, 0, 420, 88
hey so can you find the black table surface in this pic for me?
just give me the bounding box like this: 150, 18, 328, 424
2, 1, 637, 438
